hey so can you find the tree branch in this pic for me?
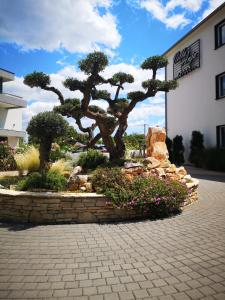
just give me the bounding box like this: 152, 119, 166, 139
43, 86, 65, 105
86, 133, 101, 148
114, 86, 121, 101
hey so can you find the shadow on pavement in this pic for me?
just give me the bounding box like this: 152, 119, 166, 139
185, 166, 225, 183
0, 222, 38, 231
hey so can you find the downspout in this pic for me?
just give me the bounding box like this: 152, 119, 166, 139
165, 66, 168, 135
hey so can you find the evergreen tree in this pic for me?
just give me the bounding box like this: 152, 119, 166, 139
27, 112, 69, 170
173, 135, 185, 166
166, 137, 173, 162
189, 131, 205, 167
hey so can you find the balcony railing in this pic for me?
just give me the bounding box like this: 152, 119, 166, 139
0, 92, 23, 99
0, 128, 26, 138
0, 93, 26, 108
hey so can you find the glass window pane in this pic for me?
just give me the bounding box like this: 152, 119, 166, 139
220, 75, 225, 97
221, 24, 225, 44
220, 126, 225, 148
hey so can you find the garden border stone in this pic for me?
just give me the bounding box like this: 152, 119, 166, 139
0, 188, 198, 224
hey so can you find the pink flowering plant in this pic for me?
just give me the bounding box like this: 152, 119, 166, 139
0, 141, 17, 171
92, 167, 188, 218
124, 176, 188, 217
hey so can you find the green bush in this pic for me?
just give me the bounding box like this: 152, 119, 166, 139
173, 135, 184, 166
77, 149, 107, 170
204, 148, 225, 172
49, 143, 67, 162
45, 171, 67, 191
0, 176, 21, 189
92, 168, 188, 217
16, 171, 66, 191
0, 141, 17, 171
189, 131, 205, 167
166, 137, 173, 162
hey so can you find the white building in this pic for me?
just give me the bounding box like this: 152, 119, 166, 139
0, 68, 26, 148
164, 3, 225, 160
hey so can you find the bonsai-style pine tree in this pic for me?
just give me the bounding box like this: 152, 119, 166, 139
24, 52, 177, 161
27, 112, 69, 170
189, 131, 205, 167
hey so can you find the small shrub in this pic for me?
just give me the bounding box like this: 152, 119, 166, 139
166, 137, 173, 162
125, 176, 188, 217
0, 176, 21, 189
14, 146, 40, 173
49, 143, 66, 162
16, 171, 66, 191
77, 149, 107, 170
15, 141, 30, 154
204, 148, 225, 172
173, 135, 185, 166
92, 167, 128, 191
0, 141, 16, 171
189, 131, 205, 167
92, 168, 188, 217
45, 171, 67, 191
16, 172, 44, 191
49, 159, 72, 176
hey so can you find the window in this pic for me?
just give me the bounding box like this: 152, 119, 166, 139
216, 72, 225, 99
217, 125, 225, 148
215, 18, 225, 49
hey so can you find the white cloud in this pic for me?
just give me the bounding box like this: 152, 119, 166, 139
131, 0, 207, 29
202, 0, 224, 19
0, 0, 121, 53
131, 0, 223, 29
165, 0, 203, 12
4, 62, 166, 132
164, 13, 190, 29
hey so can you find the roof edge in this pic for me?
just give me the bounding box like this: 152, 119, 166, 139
0, 68, 15, 75
163, 2, 225, 56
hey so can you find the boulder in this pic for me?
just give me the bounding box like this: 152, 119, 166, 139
159, 159, 171, 168
80, 186, 86, 192
176, 166, 187, 176
155, 167, 166, 177
122, 167, 144, 175
84, 182, 93, 192
71, 166, 82, 175
143, 157, 160, 169
166, 164, 177, 173
165, 173, 181, 181
67, 174, 89, 191
124, 162, 143, 169
186, 178, 199, 189
77, 175, 88, 184
146, 127, 169, 161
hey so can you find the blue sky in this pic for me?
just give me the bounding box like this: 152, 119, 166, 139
0, 0, 223, 133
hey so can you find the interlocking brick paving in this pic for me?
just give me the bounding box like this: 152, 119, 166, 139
0, 173, 225, 299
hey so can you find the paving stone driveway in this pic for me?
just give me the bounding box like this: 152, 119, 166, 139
0, 173, 225, 299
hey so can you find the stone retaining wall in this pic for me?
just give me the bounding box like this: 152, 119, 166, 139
0, 189, 197, 224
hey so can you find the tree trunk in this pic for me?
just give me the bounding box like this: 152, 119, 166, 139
113, 117, 128, 160
39, 140, 52, 171
97, 117, 128, 161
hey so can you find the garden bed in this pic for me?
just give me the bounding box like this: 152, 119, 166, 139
0, 188, 198, 224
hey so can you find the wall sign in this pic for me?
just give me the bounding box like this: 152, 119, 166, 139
173, 40, 200, 80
